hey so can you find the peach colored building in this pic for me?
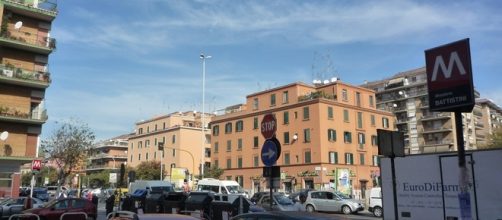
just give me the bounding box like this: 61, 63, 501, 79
209, 81, 395, 198
128, 111, 212, 182
86, 133, 132, 174
0, 0, 57, 197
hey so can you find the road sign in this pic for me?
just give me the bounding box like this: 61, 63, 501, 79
32, 159, 41, 171
261, 139, 280, 166
263, 166, 280, 178
261, 114, 277, 139
109, 173, 117, 184
425, 38, 474, 112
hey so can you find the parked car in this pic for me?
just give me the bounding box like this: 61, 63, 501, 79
22, 198, 97, 220
32, 188, 50, 202
288, 189, 314, 203
250, 192, 284, 204
196, 178, 248, 198
255, 193, 296, 211
0, 197, 45, 218
304, 190, 364, 214
231, 211, 335, 220
368, 187, 382, 217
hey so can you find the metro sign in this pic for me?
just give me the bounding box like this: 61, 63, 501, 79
425, 38, 474, 112
32, 159, 42, 171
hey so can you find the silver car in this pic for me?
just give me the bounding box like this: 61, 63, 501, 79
304, 191, 364, 214
0, 197, 45, 218
256, 193, 296, 211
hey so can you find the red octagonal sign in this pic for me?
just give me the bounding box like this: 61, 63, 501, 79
261, 114, 277, 140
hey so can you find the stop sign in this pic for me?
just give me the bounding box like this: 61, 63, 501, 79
261, 114, 277, 139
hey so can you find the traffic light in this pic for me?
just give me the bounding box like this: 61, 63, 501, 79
158, 142, 164, 151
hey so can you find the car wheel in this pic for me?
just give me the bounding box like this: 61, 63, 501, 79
342, 205, 352, 214
306, 205, 315, 213
373, 207, 383, 217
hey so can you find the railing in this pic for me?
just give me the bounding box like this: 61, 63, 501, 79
298, 91, 336, 102
86, 165, 117, 170
0, 28, 56, 50
0, 64, 51, 83
89, 153, 127, 160
98, 140, 128, 147
4, 0, 58, 14
422, 139, 452, 146
0, 107, 48, 121
421, 113, 451, 120
420, 126, 452, 133
0, 144, 32, 158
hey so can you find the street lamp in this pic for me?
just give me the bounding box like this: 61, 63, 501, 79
200, 53, 211, 179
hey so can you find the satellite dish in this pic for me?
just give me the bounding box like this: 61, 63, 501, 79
14, 21, 23, 30
0, 131, 8, 141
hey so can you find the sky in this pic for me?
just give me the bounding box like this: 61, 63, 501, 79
43, 0, 502, 141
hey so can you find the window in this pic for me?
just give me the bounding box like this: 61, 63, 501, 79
146, 153, 149, 160
253, 98, 259, 110
303, 107, 310, 120
329, 152, 338, 164
214, 142, 219, 153
145, 140, 150, 148
371, 115, 376, 126
155, 124, 158, 131
328, 106, 333, 119
172, 135, 176, 144
342, 89, 348, 101
253, 136, 259, 148
154, 138, 157, 146
373, 155, 380, 166
130, 155, 133, 162
282, 91, 289, 104
343, 109, 349, 122
358, 133, 365, 148
138, 141, 142, 149
360, 153, 365, 165
227, 159, 232, 169
284, 132, 290, 144
357, 112, 363, 129
356, 92, 361, 107
345, 153, 354, 165
227, 140, 232, 152
270, 94, 276, 106
163, 122, 166, 129
294, 111, 298, 119
328, 129, 336, 141
344, 131, 352, 143
238, 157, 243, 168
225, 123, 233, 133
254, 156, 259, 167
147, 126, 150, 133
236, 121, 243, 132
382, 117, 389, 128
283, 111, 289, 124
130, 143, 134, 151
305, 151, 311, 164
154, 151, 156, 159
304, 129, 311, 143
369, 95, 374, 107
284, 153, 290, 165
138, 128, 143, 134
162, 151, 164, 158
253, 117, 258, 129
214, 160, 219, 168
237, 139, 242, 151
138, 153, 141, 161
172, 149, 176, 157
371, 135, 377, 146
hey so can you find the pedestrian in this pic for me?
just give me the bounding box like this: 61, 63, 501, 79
106, 192, 116, 216
294, 193, 307, 211
23, 196, 32, 210
92, 192, 99, 208
182, 179, 190, 193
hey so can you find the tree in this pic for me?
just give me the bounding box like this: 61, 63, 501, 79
136, 161, 161, 180
86, 170, 111, 188
484, 127, 502, 149
21, 172, 32, 187
41, 119, 95, 187
204, 166, 224, 179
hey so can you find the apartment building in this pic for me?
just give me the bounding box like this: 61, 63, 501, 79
363, 67, 485, 154
128, 111, 212, 181
475, 98, 502, 147
0, 0, 57, 197
209, 80, 395, 197
86, 133, 132, 174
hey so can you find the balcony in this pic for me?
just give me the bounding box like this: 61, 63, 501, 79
421, 139, 453, 146
420, 113, 451, 121
396, 118, 408, 125
0, 64, 50, 88
298, 91, 336, 102
0, 107, 48, 125
3, 0, 57, 21
85, 164, 118, 171
89, 153, 128, 161
420, 126, 453, 134
0, 143, 33, 160
475, 121, 484, 129
0, 28, 56, 55
95, 140, 128, 149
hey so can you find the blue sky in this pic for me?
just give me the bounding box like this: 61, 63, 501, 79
44, 0, 502, 141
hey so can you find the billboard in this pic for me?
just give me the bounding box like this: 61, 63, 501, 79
336, 168, 351, 195
171, 168, 187, 181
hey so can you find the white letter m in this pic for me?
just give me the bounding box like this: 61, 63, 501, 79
431, 51, 466, 81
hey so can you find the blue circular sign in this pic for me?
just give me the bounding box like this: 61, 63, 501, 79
261, 139, 278, 167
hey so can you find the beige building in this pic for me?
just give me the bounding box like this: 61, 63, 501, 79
0, 0, 56, 197
128, 111, 212, 181
210, 80, 395, 198
86, 133, 132, 174
363, 67, 494, 154
475, 98, 502, 147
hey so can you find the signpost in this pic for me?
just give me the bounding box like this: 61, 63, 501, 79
260, 113, 281, 208
261, 114, 277, 140
425, 38, 474, 220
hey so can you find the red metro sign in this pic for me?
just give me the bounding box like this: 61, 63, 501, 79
32, 159, 41, 171
261, 114, 277, 140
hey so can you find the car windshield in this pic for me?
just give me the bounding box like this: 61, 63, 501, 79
274, 195, 294, 205
151, 186, 172, 193
335, 192, 351, 199
0, 198, 15, 205
43, 199, 60, 208
226, 185, 244, 194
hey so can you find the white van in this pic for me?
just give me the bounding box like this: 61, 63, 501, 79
129, 180, 173, 195
196, 178, 248, 198
368, 187, 382, 217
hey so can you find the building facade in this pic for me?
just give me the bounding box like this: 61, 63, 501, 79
128, 111, 212, 183
475, 98, 502, 147
0, 0, 56, 197
210, 81, 395, 198
363, 67, 491, 154
86, 133, 132, 174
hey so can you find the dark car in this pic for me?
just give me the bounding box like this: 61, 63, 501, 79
231, 211, 339, 220
33, 188, 50, 202
250, 192, 284, 204
23, 198, 97, 220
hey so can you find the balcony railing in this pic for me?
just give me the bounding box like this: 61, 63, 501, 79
298, 91, 336, 102
0, 144, 32, 159
0, 106, 48, 122
420, 126, 453, 133
422, 139, 453, 146
89, 153, 128, 160
420, 113, 451, 120
1, 64, 51, 84
4, 0, 58, 15
85, 165, 117, 170
0, 28, 56, 50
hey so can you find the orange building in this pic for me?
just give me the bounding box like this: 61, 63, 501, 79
209, 80, 395, 198
0, 0, 57, 197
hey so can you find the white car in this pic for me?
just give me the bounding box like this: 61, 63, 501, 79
304, 191, 364, 214
368, 187, 383, 217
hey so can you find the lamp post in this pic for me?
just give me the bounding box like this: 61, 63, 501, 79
200, 53, 211, 179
